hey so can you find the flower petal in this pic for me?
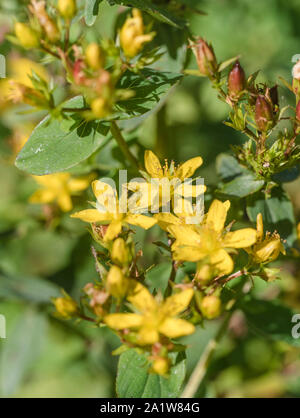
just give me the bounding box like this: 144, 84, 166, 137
162, 288, 194, 317
68, 177, 91, 192
223, 228, 257, 248
137, 326, 159, 345
172, 244, 206, 262
167, 225, 200, 246
125, 214, 157, 229
176, 156, 203, 180
206, 199, 230, 233
144, 150, 163, 178
210, 249, 234, 275
71, 209, 113, 223
29, 189, 56, 204
57, 193, 72, 212
256, 213, 264, 241
104, 313, 143, 329
104, 220, 122, 242
159, 318, 195, 339
127, 282, 157, 313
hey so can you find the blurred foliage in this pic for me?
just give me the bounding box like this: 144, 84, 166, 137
0, 0, 300, 398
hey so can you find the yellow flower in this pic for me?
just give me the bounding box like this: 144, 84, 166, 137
169, 199, 257, 276
30, 173, 91, 212
247, 213, 285, 264
71, 180, 157, 242
128, 150, 206, 215
111, 238, 131, 266
120, 9, 155, 58
104, 283, 195, 345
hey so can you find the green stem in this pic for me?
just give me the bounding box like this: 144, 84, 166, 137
110, 121, 141, 171
181, 310, 233, 398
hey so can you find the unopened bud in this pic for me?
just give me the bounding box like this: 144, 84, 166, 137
200, 295, 221, 319
15, 22, 39, 49
111, 238, 130, 266
228, 60, 246, 98
30, 0, 60, 43
192, 38, 218, 77
85, 43, 105, 71
73, 59, 86, 85
255, 95, 274, 132
296, 101, 300, 122
58, 0, 77, 20
91, 97, 111, 119
106, 265, 128, 299
293, 60, 300, 80
151, 357, 170, 376
53, 296, 79, 319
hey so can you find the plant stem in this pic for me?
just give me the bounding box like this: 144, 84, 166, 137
181, 310, 233, 398
110, 121, 141, 171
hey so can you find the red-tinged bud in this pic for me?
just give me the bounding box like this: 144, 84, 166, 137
73, 60, 86, 85
192, 38, 218, 77
255, 95, 274, 132
296, 101, 300, 122
227, 60, 246, 99
269, 85, 279, 108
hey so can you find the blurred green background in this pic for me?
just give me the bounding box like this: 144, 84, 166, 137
1, 0, 300, 397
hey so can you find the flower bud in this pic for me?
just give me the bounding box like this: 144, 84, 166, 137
111, 238, 130, 266
192, 38, 218, 77
73, 59, 86, 85
293, 60, 300, 80
30, 0, 60, 43
91, 97, 111, 119
53, 296, 79, 319
58, 0, 77, 20
106, 265, 129, 299
85, 43, 105, 71
255, 95, 274, 132
200, 295, 221, 319
120, 8, 155, 58
151, 357, 170, 376
14, 22, 39, 49
227, 60, 246, 98
296, 101, 300, 122
195, 263, 213, 285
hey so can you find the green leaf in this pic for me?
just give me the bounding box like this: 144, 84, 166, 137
0, 308, 47, 396
241, 297, 300, 347
15, 97, 110, 175
0, 274, 60, 303
218, 174, 264, 198
246, 187, 297, 247
107, 0, 186, 28
216, 153, 247, 182
115, 69, 182, 119
85, 0, 103, 26
116, 349, 186, 398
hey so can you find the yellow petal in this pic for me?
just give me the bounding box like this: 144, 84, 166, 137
71, 209, 113, 223
206, 199, 230, 233
210, 249, 234, 275
159, 318, 195, 339
174, 183, 206, 198
167, 225, 200, 246
154, 213, 182, 231
257, 213, 264, 241
125, 214, 157, 229
57, 192, 73, 212
104, 313, 143, 329
172, 245, 206, 262
127, 282, 157, 313
222, 228, 257, 248
29, 189, 56, 204
144, 150, 163, 178
103, 220, 123, 242
92, 180, 118, 213
137, 326, 159, 345
68, 178, 91, 192
176, 156, 203, 180
162, 288, 194, 317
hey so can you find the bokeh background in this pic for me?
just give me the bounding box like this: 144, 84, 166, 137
1, 0, 300, 397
